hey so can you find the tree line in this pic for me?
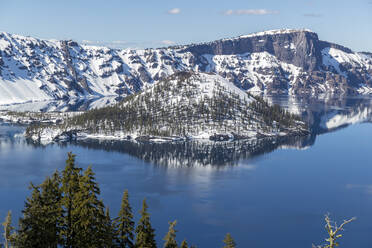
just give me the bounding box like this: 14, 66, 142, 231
0, 152, 236, 248
26, 71, 305, 138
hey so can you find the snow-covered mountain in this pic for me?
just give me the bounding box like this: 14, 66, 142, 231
1, 29, 371, 105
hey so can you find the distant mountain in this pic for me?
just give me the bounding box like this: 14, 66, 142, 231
0, 29, 371, 105
25, 72, 308, 143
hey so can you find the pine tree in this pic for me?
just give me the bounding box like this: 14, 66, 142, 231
16, 184, 45, 247
135, 198, 157, 248
73, 165, 107, 248
38, 171, 63, 247
16, 172, 63, 248
180, 240, 188, 248
2, 211, 14, 248
163, 220, 177, 248
222, 233, 236, 248
61, 152, 82, 248
103, 208, 115, 248
115, 190, 135, 248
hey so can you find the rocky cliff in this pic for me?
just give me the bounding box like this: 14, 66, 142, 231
0, 29, 371, 105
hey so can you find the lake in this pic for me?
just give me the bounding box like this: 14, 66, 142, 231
1, 94, 372, 248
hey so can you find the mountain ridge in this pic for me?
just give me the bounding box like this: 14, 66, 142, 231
1, 29, 371, 105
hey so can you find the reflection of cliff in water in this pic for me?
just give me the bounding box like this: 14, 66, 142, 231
35, 135, 313, 167
265, 94, 372, 135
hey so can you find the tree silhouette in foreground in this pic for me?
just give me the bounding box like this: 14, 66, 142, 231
223, 233, 236, 248
313, 214, 356, 248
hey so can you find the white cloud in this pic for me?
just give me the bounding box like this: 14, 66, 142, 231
168, 8, 181, 15
82, 40, 96, 44
161, 40, 176, 45
304, 13, 323, 18
224, 9, 279, 16
112, 40, 129, 44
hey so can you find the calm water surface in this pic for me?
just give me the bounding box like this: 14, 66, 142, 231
1, 95, 372, 248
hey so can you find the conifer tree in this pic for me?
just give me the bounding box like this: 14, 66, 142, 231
61, 152, 82, 248
17, 172, 63, 248
222, 233, 236, 248
115, 190, 135, 248
180, 240, 189, 248
73, 165, 106, 247
135, 199, 157, 248
2, 211, 14, 248
103, 208, 115, 248
16, 184, 45, 247
163, 220, 177, 248
38, 171, 63, 247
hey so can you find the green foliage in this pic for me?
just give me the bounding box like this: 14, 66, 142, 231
180, 240, 189, 248
115, 190, 135, 248
163, 220, 177, 248
61, 152, 82, 248
135, 199, 157, 248
223, 233, 236, 248
17, 180, 61, 248
27, 72, 306, 138
72, 166, 107, 247
103, 208, 116, 248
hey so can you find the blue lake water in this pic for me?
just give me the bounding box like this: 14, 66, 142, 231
1, 95, 372, 247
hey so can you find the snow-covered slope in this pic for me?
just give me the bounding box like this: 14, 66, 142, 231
25, 72, 308, 143
1, 29, 371, 105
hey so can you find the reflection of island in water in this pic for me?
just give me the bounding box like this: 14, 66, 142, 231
68, 135, 313, 167
65, 95, 371, 166
4, 94, 372, 167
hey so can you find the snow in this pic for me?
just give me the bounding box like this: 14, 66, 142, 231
0, 30, 371, 107
225, 29, 314, 41
0, 79, 53, 105
322, 47, 372, 74
320, 107, 372, 130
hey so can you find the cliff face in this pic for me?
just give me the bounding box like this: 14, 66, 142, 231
182, 30, 322, 71
0, 29, 371, 105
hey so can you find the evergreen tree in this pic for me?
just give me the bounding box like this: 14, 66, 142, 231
222, 233, 236, 248
61, 152, 82, 248
2, 211, 14, 248
16, 184, 45, 247
17, 172, 62, 248
73, 165, 107, 248
163, 220, 177, 248
135, 199, 157, 248
103, 208, 115, 248
115, 190, 135, 248
39, 171, 63, 247
180, 240, 188, 248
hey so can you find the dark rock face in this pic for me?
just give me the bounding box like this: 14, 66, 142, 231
182, 31, 322, 71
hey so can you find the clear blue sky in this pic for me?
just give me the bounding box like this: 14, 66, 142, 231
1, 0, 371, 51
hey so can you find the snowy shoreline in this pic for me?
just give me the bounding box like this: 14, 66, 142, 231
23, 124, 309, 146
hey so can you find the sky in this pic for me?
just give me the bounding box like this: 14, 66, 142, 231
0, 0, 371, 51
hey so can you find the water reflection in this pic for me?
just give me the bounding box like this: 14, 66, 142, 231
266, 94, 372, 134
65, 136, 310, 167
2, 94, 372, 167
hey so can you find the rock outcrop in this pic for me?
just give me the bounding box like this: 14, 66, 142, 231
0, 29, 371, 105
